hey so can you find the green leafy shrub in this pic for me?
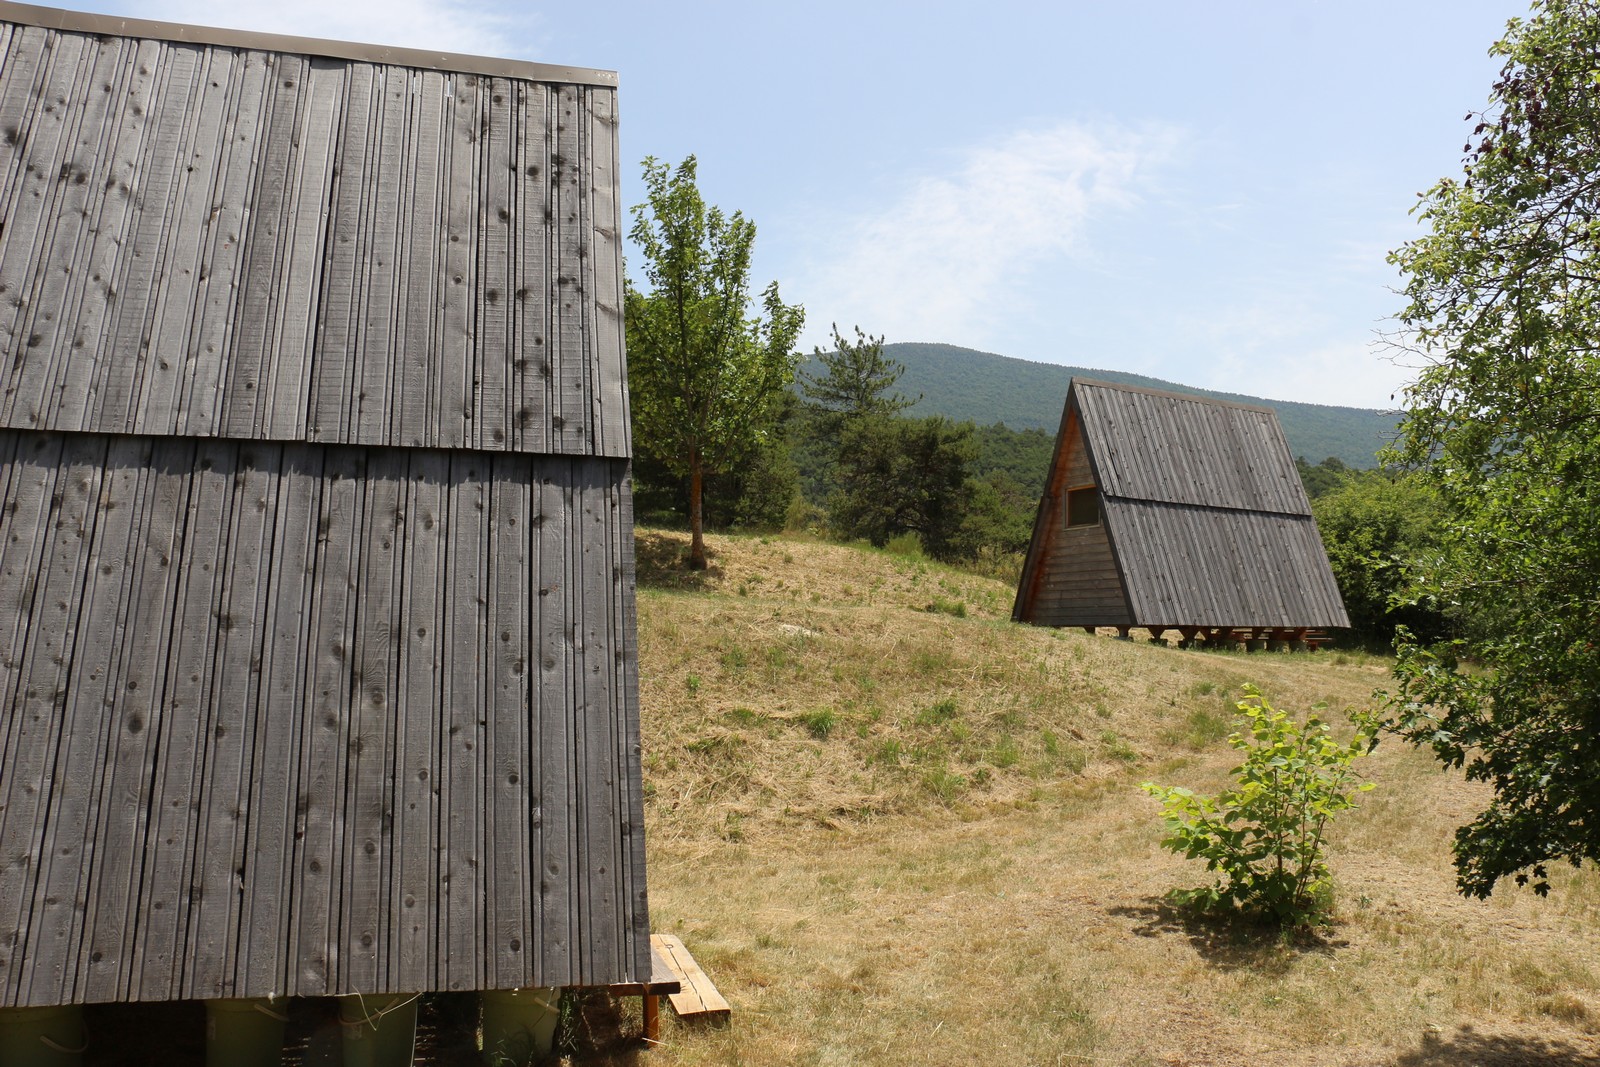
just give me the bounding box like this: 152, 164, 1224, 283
1141, 687, 1377, 927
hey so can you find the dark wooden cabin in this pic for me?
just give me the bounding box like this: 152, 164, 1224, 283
0, 1, 650, 1007
1013, 379, 1349, 642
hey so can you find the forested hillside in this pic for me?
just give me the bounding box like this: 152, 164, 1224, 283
871, 342, 1400, 468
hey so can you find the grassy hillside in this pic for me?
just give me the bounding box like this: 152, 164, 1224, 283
879, 342, 1402, 469
583, 531, 1600, 1066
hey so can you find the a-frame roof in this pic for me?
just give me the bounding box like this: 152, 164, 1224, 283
0, 2, 648, 1008
1014, 378, 1349, 630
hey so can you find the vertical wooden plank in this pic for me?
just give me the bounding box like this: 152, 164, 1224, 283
0, 433, 61, 753
236, 443, 320, 996
0, 435, 102, 1006
174, 441, 271, 1000
129, 438, 227, 998
353, 66, 408, 445
13, 438, 124, 1007
612, 472, 651, 981
20, 34, 128, 433
289, 444, 361, 995
477, 77, 514, 452
391, 448, 444, 992
119, 44, 212, 436
512, 82, 551, 454
587, 87, 628, 458
222, 52, 303, 439
487, 454, 530, 988
91, 41, 200, 432
307, 62, 374, 442
341, 448, 400, 993
77, 437, 188, 1003
577, 460, 620, 980
551, 85, 586, 453
440, 450, 486, 990
262, 56, 341, 440
436, 73, 480, 450
0, 26, 51, 218
397, 71, 445, 448
0, 31, 90, 427
111, 47, 229, 434
535, 461, 573, 983
180, 48, 270, 437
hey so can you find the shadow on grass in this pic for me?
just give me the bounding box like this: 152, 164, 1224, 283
558, 989, 648, 1066
1107, 896, 1347, 977
1389, 1026, 1600, 1066
634, 530, 723, 593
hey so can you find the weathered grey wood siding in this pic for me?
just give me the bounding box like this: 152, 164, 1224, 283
0, 16, 627, 456
1014, 409, 1130, 627
1015, 379, 1349, 630
0, 434, 648, 1006
1106, 499, 1345, 627
1074, 381, 1311, 516
0, 5, 649, 1008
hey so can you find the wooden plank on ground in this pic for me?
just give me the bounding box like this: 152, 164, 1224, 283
653, 934, 730, 1019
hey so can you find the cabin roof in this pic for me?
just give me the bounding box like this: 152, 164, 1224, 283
0, 0, 618, 85
1014, 378, 1349, 630
0, 3, 648, 1008
0, 0, 629, 458
1071, 379, 1311, 515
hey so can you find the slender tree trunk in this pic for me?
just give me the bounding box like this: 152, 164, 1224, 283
689, 449, 707, 570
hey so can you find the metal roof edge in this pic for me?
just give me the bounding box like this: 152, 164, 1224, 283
0, 0, 619, 87
1068, 376, 1278, 416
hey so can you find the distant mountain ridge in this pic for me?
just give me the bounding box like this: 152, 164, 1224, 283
875, 342, 1400, 469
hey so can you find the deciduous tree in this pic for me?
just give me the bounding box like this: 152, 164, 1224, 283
626, 156, 804, 569
1384, 0, 1600, 897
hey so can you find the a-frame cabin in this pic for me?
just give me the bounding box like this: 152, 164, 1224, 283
0, 0, 649, 1014
1013, 379, 1349, 644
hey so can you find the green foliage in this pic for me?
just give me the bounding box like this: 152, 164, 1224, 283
1142, 688, 1377, 927
827, 413, 978, 560
625, 155, 804, 567
1295, 455, 1354, 500
800, 324, 915, 423
1383, 0, 1600, 898
1311, 472, 1449, 648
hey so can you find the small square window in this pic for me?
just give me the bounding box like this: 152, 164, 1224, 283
1066, 486, 1100, 527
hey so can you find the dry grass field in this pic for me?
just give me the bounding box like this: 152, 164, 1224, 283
578, 530, 1600, 1067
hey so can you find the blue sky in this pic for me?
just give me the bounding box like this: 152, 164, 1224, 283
92, 0, 1519, 409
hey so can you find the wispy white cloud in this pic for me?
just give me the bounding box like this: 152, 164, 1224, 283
792, 121, 1184, 351
128, 0, 535, 59
1176, 300, 1410, 410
